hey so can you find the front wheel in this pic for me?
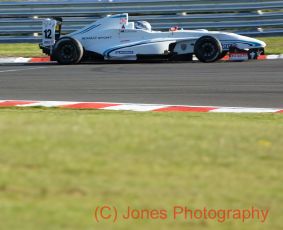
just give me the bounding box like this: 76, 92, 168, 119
194, 36, 223, 63
53, 37, 84, 65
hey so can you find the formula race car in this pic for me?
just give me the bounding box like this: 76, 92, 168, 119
40, 13, 266, 64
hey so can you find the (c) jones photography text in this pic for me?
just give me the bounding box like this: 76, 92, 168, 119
93, 205, 269, 224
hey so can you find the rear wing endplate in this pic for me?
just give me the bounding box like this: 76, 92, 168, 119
42, 17, 62, 48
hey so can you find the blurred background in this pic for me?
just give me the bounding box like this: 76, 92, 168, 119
1, 0, 283, 43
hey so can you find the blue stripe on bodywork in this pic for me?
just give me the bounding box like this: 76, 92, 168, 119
103, 39, 177, 58
220, 40, 262, 47
72, 24, 101, 36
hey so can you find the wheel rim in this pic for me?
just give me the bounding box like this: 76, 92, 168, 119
60, 43, 77, 61
201, 42, 216, 58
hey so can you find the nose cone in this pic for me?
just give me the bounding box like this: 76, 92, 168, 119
259, 39, 266, 47
252, 37, 266, 48
239, 35, 266, 48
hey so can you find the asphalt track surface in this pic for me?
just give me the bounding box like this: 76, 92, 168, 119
0, 60, 282, 108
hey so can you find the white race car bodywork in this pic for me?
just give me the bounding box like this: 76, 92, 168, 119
41, 13, 266, 63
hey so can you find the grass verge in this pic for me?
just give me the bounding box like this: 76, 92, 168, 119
0, 43, 43, 57
0, 108, 282, 230
258, 37, 283, 54
0, 37, 282, 57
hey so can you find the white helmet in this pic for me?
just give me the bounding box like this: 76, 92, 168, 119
135, 21, 152, 31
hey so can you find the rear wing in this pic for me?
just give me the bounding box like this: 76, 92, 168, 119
40, 17, 62, 54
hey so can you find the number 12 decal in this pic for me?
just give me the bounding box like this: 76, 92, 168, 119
44, 29, 52, 39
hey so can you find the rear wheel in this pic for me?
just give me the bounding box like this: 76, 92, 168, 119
194, 36, 222, 63
53, 37, 83, 65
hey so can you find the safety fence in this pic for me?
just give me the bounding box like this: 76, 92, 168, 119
0, 0, 283, 43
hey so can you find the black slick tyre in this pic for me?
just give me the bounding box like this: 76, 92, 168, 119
53, 37, 83, 65
194, 36, 223, 63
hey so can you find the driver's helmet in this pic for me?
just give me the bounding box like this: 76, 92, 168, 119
135, 21, 152, 31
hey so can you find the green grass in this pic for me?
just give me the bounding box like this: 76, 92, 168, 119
0, 108, 282, 230
0, 43, 44, 57
0, 36, 282, 57
258, 37, 283, 54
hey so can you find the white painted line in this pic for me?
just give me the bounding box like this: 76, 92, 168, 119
15, 57, 32, 63
0, 57, 30, 64
103, 104, 168, 112
0, 66, 48, 73
211, 107, 280, 113
266, 54, 283, 60
18, 101, 78, 107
